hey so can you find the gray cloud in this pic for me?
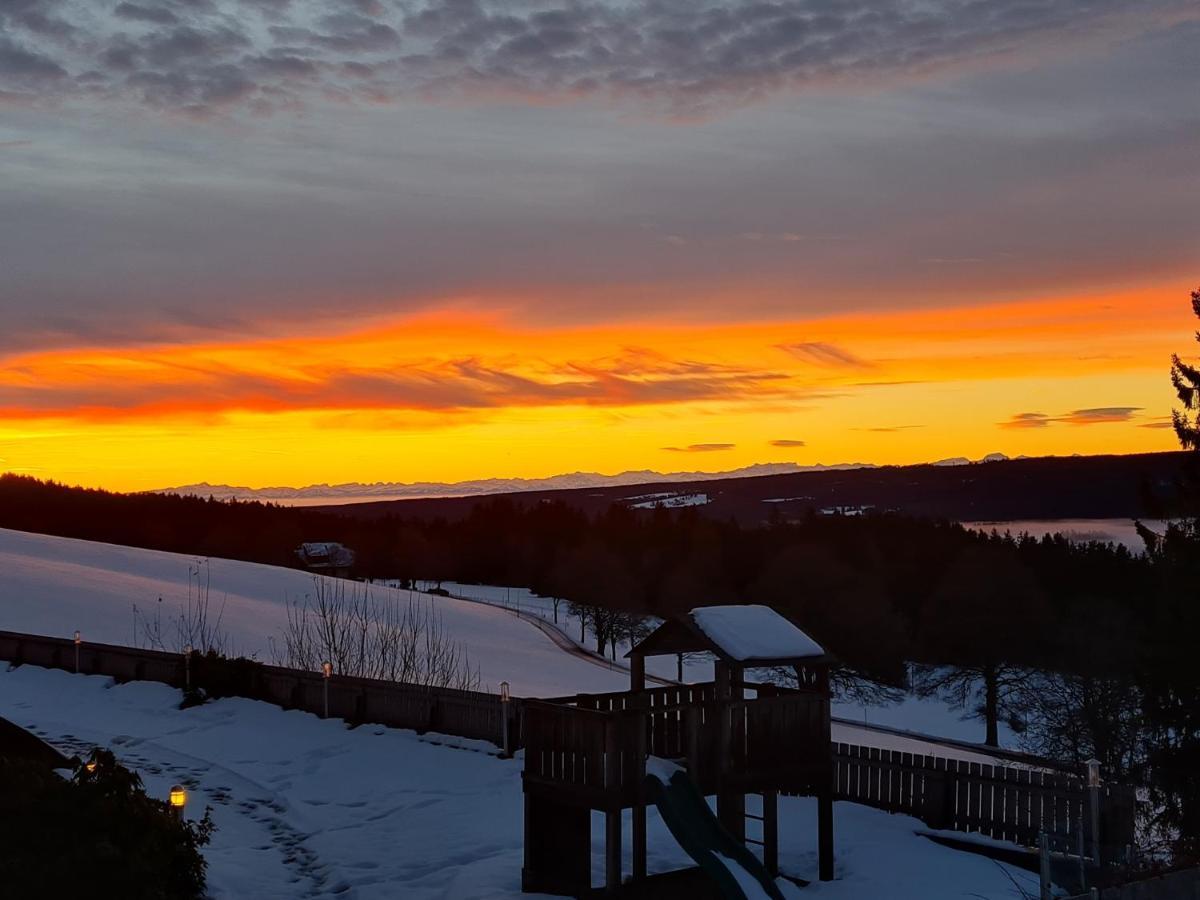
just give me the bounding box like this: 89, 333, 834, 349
780, 341, 872, 368
0, 5, 1196, 354
0, 350, 800, 419
769, 439, 806, 447
0, 0, 1189, 117
662, 443, 737, 452
1000, 407, 1142, 428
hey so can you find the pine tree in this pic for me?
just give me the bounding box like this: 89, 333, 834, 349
1170, 287, 1200, 449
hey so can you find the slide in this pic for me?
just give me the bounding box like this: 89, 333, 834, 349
645, 762, 787, 900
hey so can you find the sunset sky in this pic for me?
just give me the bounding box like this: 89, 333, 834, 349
1, 0, 1197, 492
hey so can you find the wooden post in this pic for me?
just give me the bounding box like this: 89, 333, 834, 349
605, 811, 622, 891
763, 790, 779, 876
604, 719, 622, 892
633, 713, 647, 881
522, 794, 591, 896
630, 654, 645, 692
817, 663, 835, 882
818, 788, 834, 881
714, 662, 745, 842
687, 705, 701, 783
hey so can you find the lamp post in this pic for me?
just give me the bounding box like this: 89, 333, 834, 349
184, 644, 192, 692
169, 784, 187, 820
322, 661, 332, 719
73, 630, 81, 673
500, 681, 511, 756
1087, 758, 1102, 863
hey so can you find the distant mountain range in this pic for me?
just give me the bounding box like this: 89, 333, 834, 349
157, 453, 1015, 505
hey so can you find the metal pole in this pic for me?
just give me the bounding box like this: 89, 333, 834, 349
73, 630, 81, 673
1077, 824, 1087, 893
500, 681, 511, 756
322, 661, 332, 719
184, 646, 192, 692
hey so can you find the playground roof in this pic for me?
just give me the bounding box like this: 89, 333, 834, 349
627, 605, 830, 667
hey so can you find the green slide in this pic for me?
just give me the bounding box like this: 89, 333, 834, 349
644, 766, 787, 900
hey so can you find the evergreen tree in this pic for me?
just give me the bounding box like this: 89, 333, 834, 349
1171, 287, 1200, 450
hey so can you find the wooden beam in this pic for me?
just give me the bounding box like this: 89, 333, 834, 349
606, 810, 622, 892
763, 790, 779, 876
818, 786, 835, 881
630, 654, 645, 692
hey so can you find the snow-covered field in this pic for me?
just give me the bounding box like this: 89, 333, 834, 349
0, 527, 1022, 763
0, 528, 633, 697
0, 664, 1044, 899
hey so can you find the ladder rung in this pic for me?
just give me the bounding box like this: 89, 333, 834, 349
745, 813, 764, 821
745, 838, 765, 847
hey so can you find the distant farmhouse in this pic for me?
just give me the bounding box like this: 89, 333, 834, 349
296, 542, 355, 577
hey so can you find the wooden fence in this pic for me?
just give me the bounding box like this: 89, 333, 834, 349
0, 629, 520, 750
0, 628, 1138, 861
831, 742, 1137, 861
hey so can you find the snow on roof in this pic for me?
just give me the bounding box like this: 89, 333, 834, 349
689, 605, 824, 662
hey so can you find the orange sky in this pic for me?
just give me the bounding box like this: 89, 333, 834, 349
0, 281, 1188, 492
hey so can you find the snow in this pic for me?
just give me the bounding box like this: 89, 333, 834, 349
0, 663, 1047, 899
691, 605, 825, 662
0, 529, 1031, 765
627, 492, 711, 509
0, 528, 635, 698
832, 688, 1019, 750
414, 580, 711, 684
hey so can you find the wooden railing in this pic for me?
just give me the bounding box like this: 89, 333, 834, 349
0, 629, 519, 750
0, 627, 1139, 860
831, 742, 1137, 861
524, 682, 831, 804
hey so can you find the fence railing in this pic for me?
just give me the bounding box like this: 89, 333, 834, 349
0, 629, 520, 751
0, 628, 1138, 862
831, 742, 1137, 862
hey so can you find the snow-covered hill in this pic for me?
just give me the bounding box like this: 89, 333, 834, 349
0, 527, 1021, 761
0, 527, 632, 697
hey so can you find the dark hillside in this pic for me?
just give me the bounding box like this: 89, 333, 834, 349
333, 451, 1187, 524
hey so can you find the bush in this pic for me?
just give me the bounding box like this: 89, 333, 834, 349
0, 749, 214, 899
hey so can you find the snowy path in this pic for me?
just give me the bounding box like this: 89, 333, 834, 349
434, 585, 677, 689
0, 664, 1045, 899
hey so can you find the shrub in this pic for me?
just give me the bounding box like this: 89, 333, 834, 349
0, 749, 214, 899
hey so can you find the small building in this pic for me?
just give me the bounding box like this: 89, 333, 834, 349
296, 542, 355, 577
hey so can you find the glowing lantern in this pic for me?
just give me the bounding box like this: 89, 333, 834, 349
169, 784, 187, 813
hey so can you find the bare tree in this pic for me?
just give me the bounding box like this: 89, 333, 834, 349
273, 579, 480, 691
133, 560, 228, 655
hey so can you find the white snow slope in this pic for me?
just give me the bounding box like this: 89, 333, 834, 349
0, 665, 1043, 899
0, 527, 633, 697
0, 528, 1023, 764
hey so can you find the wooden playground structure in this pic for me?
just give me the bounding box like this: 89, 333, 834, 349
521, 606, 836, 896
